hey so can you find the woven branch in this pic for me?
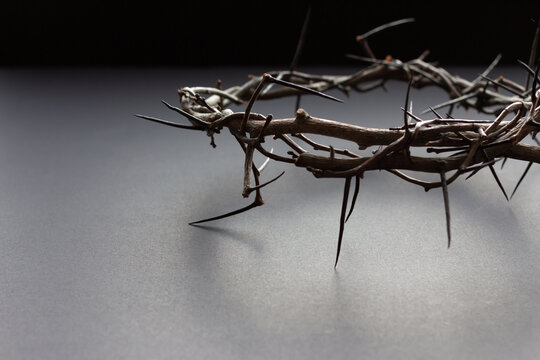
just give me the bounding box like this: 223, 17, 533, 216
138, 18, 540, 266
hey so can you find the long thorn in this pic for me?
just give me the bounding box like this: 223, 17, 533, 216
526, 19, 540, 89
488, 164, 509, 201
511, 161, 533, 198
481, 149, 509, 201
517, 60, 540, 82
189, 200, 263, 225
335, 177, 352, 268
241, 75, 270, 132
404, 76, 413, 137
289, 5, 311, 72
459, 158, 500, 174
480, 53, 502, 79
479, 75, 524, 96
267, 75, 344, 103
420, 93, 476, 115
357, 18, 415, 40
134, 114, 203, 130
244, 171, 285, 196
440, 169, 451, 248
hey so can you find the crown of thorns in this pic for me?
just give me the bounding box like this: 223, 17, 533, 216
137, 16, 540, 266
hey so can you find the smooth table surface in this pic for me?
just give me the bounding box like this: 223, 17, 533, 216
1, 67, 540, 359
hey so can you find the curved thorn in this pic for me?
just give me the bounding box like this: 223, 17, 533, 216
358, 18, 415, 40
532, 62, 540, 103
481, 53, 502, 79
189, 199, 262, 225
245, 171, 285, 195
241, 75, 270, 132
257, 148, 273, 173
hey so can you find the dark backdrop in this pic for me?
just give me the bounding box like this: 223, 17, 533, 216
1, 1, 539, 67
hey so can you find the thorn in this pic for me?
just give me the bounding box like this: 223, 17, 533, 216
479, 75, 523, 96
335, 177, 352, 268
429, 106, 443, 119
511, 161, 533, 198
241, 75, 272, 132
488, 164, 509, 201
289, 5, 311, 72
481, 53, 502, 79
134, 114, 203, 130
525, 19, 540, 89
244, 171, 285, 196
294, 95, 302, 112
257, 148, 273, 173
267, 75, 344, 103
255, 114, 273, 143
420, 93, 476, 115
465, 168, 481, 180
517, 59, 539, 80
440, 169, 451, 248
189, 199, 263, 225
400, 107, 423, 122
531, 62, 540, 104
161, 100, 210, 126
345, 176, 360, 222
357, 18, 415, 40
481, 149, 509, 201
404, 76, 413, 136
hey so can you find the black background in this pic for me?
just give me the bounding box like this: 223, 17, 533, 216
1, 1, 539, 67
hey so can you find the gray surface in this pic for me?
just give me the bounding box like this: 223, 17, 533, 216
1, 67, 540, 359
